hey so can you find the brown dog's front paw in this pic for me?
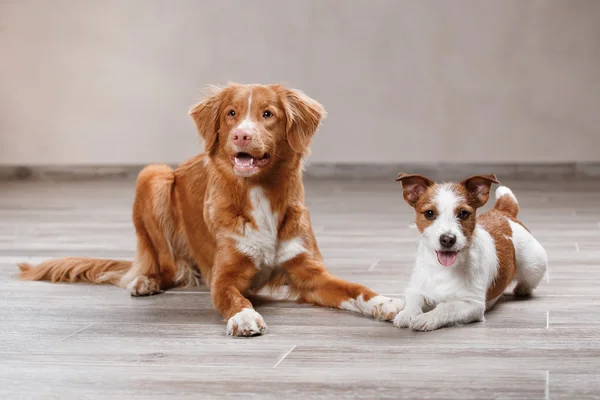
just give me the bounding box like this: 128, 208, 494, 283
226, 308, 267, 337
127, 276, 162, 297
369, 296, 405, 321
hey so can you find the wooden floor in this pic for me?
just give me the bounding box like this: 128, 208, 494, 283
1, 177, 600, 399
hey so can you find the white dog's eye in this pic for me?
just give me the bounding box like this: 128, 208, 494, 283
457, 210, 470, 220
424, 210, 436, 220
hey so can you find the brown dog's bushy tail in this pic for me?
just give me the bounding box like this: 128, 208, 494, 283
493, 186, 519, 218
18, 257, 132, 286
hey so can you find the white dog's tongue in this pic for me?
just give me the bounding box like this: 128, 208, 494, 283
437, 251, 457, 266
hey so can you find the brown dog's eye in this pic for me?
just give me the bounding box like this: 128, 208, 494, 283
424, 210, 436, 220
228, 110, 236, 117
262, 110, 272, 118
458, 210, 470, 220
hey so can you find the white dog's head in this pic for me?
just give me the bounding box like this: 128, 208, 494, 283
396, 173, 499, 267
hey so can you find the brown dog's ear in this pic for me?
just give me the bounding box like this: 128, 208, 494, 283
460, 174, 500, 208
278, 87, 326, 154
189, 85, 231, 154
395, 173, 435, 207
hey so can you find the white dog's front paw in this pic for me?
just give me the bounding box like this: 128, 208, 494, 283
393, 308, 422, 328
368, 296, 405, 321
226, 308, 267, 337
409, 313, 441, 332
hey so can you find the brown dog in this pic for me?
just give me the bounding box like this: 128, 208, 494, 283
19, 83, 403, 336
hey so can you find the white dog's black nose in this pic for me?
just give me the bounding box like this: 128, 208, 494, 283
439, 234, 456, 249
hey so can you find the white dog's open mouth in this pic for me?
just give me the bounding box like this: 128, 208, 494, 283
437, 251, 458, 266
231, 152, 271, 176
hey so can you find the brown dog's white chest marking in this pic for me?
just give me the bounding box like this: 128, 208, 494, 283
229, 186, 306, 288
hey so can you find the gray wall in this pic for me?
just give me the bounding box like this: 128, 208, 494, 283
1, 0, 599, 166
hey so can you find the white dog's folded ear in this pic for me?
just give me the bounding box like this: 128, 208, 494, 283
460, 174, 500, 208
276, 86, 327, 154
395, 173, 434, 207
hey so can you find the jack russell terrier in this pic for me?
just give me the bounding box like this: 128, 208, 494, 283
393, 173, 548, 331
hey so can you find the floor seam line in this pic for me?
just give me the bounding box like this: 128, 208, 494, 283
368, 260, 379, 272
58, 322, 96, 342
545, 370, 550, 400
273, 345, 297, 368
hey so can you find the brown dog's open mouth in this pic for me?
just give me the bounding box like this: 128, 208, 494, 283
230, 152, 271, 176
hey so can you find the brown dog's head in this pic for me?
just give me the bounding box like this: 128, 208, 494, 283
189, 83, 326, 179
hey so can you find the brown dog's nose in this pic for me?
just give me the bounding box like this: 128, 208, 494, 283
231, 129, 253, 148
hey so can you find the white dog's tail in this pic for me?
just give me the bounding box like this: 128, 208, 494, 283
493, 186, 519, 218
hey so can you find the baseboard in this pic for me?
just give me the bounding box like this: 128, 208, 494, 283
1, 163, 600, 181
0, 166, 145, 181
304, 162, 600, 181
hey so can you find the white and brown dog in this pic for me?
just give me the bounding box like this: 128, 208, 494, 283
18, 83, 403, 336
393, 173, 548, 331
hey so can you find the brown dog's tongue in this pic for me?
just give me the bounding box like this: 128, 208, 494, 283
437, 251, 457, 266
